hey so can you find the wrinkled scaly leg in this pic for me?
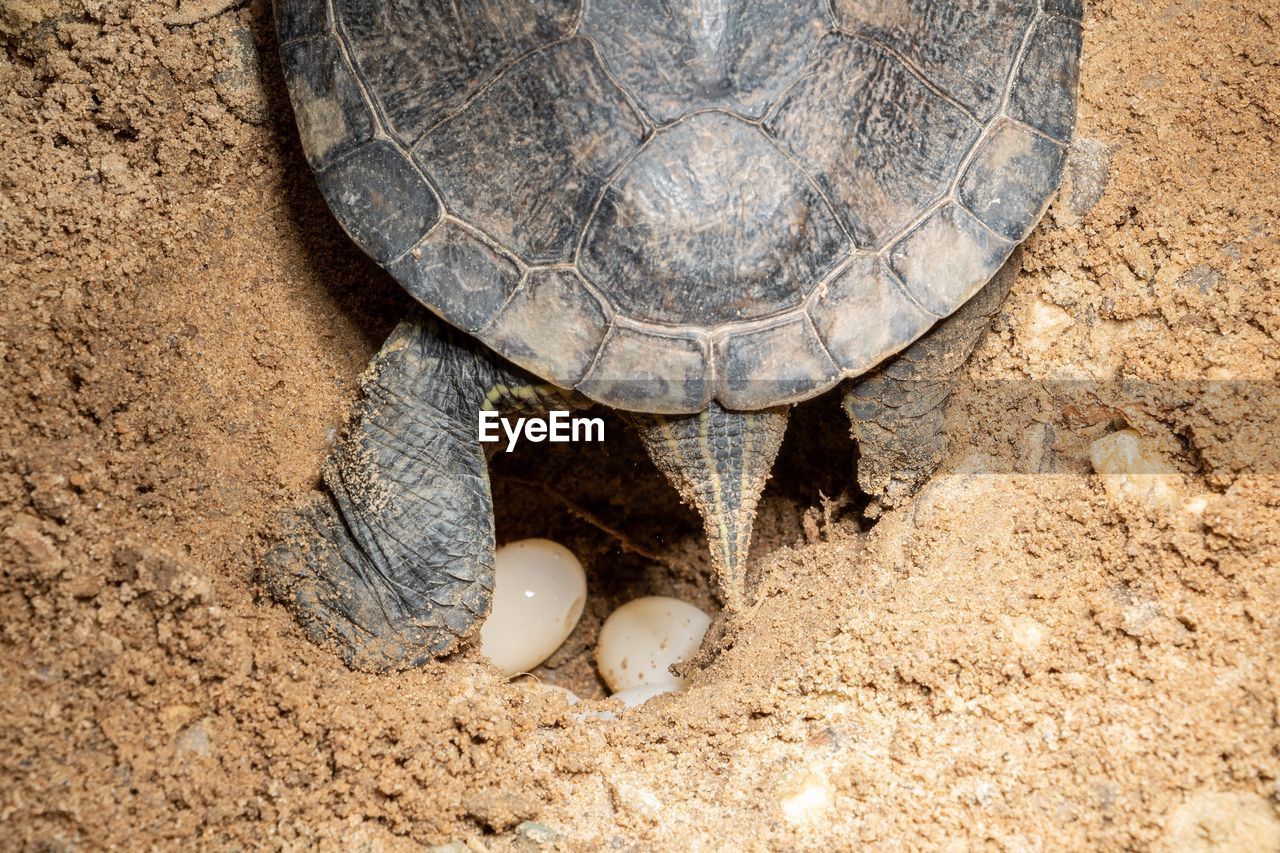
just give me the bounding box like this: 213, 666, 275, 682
633, 403, 789, 614
265, 314, 581, 672
843, 255, 1019, 507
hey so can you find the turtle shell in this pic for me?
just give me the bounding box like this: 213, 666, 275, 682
277, 0, 1082, 413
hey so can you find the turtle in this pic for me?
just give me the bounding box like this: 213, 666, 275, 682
268, 0, 1083, 672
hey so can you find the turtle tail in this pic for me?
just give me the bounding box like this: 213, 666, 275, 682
632, 403, 789, 615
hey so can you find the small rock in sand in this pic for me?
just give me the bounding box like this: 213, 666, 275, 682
213, 26, 268, 125
514, 821, 558, 849
1089, 430, 1185, 512
1158, 790, 1280, 852
175, 718, 211, 757
1064, 137, 1119, 221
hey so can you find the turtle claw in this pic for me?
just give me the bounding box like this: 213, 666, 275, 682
265, 495, 461, 672
262, 316, 591, 671
261, 318, 524, 672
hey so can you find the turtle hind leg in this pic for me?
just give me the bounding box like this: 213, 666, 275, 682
844, 255, 1019, 507
632, 403, 790, 616
265, 314, 576, 672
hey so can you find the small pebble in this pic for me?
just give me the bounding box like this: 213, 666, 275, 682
480, 539, 586, 676
213, 26, 268, 125
514, 820, 559, 849
1089, 429, 1184, 511
1064, 137, 1118, 221
595, 596, 710, 693
779, 769, 835, 824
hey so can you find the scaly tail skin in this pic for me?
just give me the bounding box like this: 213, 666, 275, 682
632, 403, 789, 614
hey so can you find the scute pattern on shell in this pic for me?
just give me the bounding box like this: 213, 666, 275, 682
278, 0, 1083, 413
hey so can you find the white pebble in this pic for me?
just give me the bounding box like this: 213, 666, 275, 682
780, 770, 835, 824
595, 596, 710, 693
480, 539, 586, 676
1089, 429, 1184, 511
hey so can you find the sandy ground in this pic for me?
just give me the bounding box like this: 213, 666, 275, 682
2, 0, 1279, 849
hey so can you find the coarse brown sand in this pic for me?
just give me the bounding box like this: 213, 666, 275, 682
2, 0, 1279, 849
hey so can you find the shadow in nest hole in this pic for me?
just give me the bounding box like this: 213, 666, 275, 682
488, 393, 863, 700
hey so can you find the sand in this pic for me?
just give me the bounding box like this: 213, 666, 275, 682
2, 0, 1279, 848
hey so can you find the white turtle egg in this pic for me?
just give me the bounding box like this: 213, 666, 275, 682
540, 684, 580, 706
595, 596, 711, 693
513, 680, 580, 706
610, 683, 683, 709
480, 539, 586, 676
